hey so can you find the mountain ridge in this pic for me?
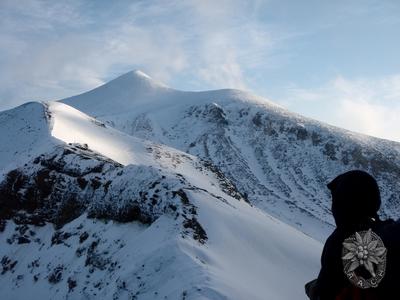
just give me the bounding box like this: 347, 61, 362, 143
0, 97, 321, 300
59, 71, 400, 240
1, 70, 399, 299
61, 70, 400, 145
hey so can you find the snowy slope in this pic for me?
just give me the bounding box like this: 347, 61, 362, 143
61, 70, 400, 240
0, 101, 322, 299
0, 102, 55, 180
0, 189, 321, 300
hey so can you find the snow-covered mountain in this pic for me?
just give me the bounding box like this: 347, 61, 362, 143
0, 100, 321, 299
62, 70, 400, 240
1, 70, 399, 299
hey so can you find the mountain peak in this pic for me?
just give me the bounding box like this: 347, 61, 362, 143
116, 69, 152, 81
108, 69, 169, 90
132, 69, 152, 79
60, 70, 174, 117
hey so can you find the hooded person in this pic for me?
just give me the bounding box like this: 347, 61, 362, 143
305, 170, 400, 300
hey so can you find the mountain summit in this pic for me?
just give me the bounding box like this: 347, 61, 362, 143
62, 70, 173, 117
108, 70, 169, 90
60, 71, 400, 240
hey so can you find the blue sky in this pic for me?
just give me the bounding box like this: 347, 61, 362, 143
1, 0, 399, 141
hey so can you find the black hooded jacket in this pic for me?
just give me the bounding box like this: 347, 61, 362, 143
313, 170, 400, 300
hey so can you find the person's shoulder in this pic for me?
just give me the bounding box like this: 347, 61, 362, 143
322, 229, 345, 257
327, 228, 347, 242
380, 218, 400, 230
323, 229, 338, 249
375, 218, 400, 244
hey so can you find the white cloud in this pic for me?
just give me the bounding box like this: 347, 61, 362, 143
0, 0, 275, 110
281, 75, 400, 142
0, 0, 88, 32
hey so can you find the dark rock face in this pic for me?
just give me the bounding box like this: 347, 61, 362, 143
183, 217, 207, 244
173, 188, 208, 244
67, 277, 77, 292
48, 265, 64, 284
186, 103, 229, 126
1, 256, 18, 275
0, 144, 121, 227
0, 139, 247, 249
0, 142, 187, 229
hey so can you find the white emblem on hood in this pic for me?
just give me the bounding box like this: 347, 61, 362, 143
342, 229, 387, 288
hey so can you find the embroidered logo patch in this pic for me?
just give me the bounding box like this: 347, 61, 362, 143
342, 229, 387, 288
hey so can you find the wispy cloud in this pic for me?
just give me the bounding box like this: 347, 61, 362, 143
2, 0, 398, 144
281, 75, 400, 142
0, 0, 274, 109
0, 0, 88, 32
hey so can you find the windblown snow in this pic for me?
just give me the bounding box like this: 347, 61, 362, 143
0, 70, 399, 300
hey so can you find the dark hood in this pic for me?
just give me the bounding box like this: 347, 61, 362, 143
327, 170, 381, 229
